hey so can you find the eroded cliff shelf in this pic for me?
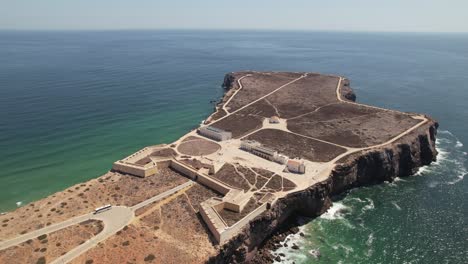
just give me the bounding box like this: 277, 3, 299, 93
0, 72, 437, 264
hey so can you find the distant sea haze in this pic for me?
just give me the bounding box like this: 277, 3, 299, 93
0, 30, 466, 263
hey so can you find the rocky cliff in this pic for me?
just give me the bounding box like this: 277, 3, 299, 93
208, 74, 438, 264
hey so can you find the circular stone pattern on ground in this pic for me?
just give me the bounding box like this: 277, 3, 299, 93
177, 136, 221, 156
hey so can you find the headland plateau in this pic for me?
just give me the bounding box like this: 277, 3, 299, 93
0, 72, 438, 264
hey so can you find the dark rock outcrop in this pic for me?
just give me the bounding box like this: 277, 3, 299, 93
339, 78, 357, 102
222, 72, 237, 90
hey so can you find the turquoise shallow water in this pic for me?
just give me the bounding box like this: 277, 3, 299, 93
0, 30, 467, 262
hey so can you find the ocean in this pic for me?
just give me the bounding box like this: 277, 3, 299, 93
0, 30, 466, 263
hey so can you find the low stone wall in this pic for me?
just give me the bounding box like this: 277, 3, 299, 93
112, 162, 158, 177
200, 200, 227, 243
219, 202, 269, 244
122, 147, 153, 163
170, 160, 231, 195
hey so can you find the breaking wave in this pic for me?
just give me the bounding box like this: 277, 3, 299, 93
415, 130, 466, 185
321, 202, 351, 220
362, 198, 375, 212
391, 201, 402, 210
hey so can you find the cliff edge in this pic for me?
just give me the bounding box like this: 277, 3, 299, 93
208, 73, 438, 263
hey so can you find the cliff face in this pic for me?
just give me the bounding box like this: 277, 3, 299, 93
222, 73, 237, 90
209, 75, 438, 264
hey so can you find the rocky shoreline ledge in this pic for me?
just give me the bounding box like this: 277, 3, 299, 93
208, 73, 438, 263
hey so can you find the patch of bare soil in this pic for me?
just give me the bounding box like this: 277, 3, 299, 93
72, 189, 216, 264
225, 72, 303, 112
151, 148, 177, 158
210, 110, 264, 138
235, 166, 257, 186
0, 168, 187, 240
177, 137, 221, 156
263, 74, 340, 118
185, 184, 222, 213
255, 177, 269, 190
288, 106, 421, 148
217, 198, 261, 227
0, 220, 103, 264
180, 158, 208, 170
212, 164, 251, 191
252, 168, 275, 178
282, 178, 297, 192
247, 129, 347, 162
265, 175, 283, 192
208, 108, 227, 123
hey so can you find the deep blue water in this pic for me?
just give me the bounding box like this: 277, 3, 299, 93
0, 30, 466, 263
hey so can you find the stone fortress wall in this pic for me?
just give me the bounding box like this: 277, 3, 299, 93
112, 145, 169, 178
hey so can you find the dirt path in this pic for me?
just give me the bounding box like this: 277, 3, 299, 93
223, 74, 251, 114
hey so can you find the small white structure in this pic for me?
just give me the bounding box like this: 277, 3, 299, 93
275, 154, 289, 165
269, 116, 280, 124
198, 126, 232, 141
287, 159, 306, 174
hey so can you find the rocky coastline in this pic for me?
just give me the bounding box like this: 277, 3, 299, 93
208, 73, 439, 263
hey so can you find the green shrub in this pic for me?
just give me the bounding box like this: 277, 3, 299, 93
144, 254, 156, 262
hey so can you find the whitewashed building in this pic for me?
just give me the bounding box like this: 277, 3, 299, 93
287, 159, 306, 174
240, 140, 289, 164
198, 126, 232, 141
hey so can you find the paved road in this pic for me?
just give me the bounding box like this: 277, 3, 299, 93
0, 181, 195, 264
51, 206, 133, 264
0, 214, 93, 250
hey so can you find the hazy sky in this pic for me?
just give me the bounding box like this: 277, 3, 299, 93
0, 0, 466, 32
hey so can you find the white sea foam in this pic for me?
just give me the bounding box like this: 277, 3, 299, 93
334, 244, 354, 257
350, 197, 366, 203
448, 171, 466, 185
392, 201, 402, 210
415, 165, 432, 176
438, 130, 454, 136
394, 177, 407, 182
421, 130, 467, 185
16, 201, 22, 207
270, 225, 309, 264
365, 233, 375, 257
321, 202, 350, 220
362, 198, 375, 212
366, 233, 374, 246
